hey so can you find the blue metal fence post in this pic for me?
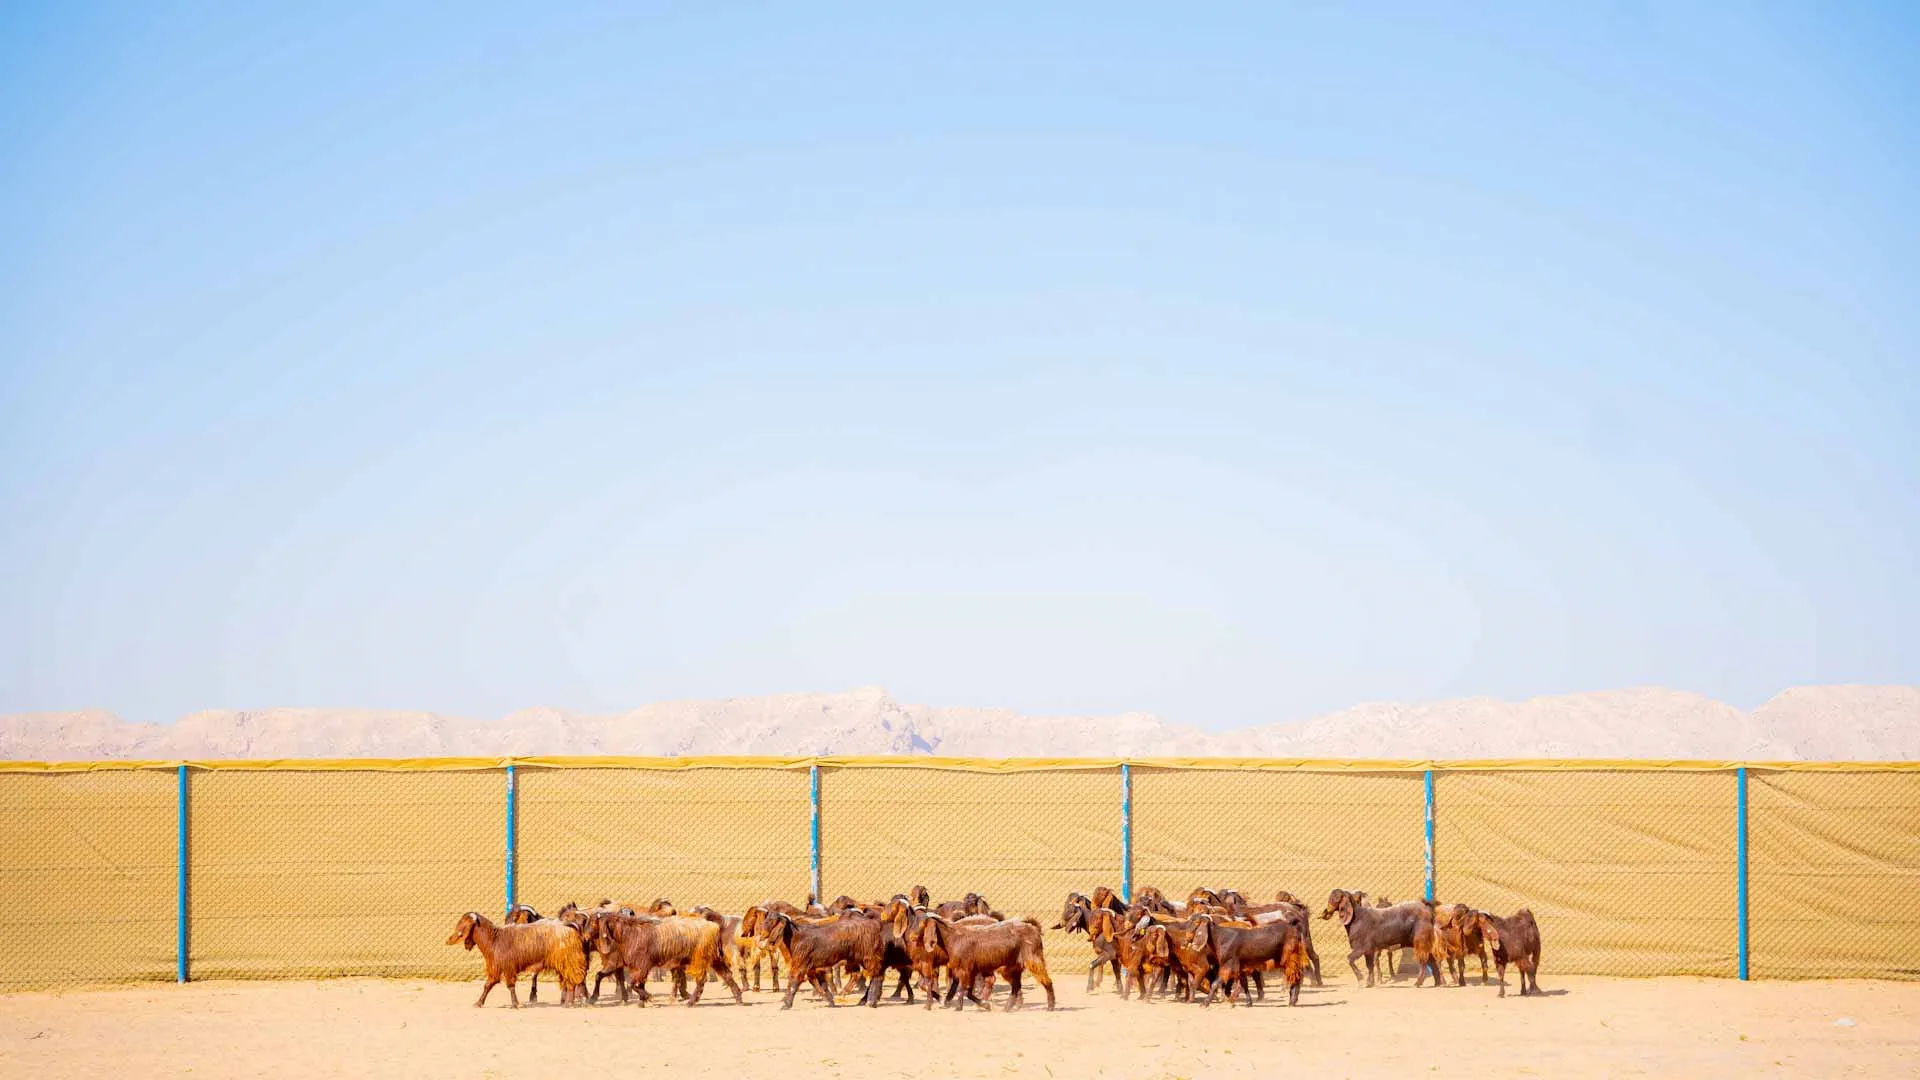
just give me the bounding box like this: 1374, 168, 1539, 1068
809, 764, 822, 902
176, 764, 188, 984
1423, 768, 1436, 903
1737, 766, 1750, 980
505, 764, 518, 916
1121, 763, 1134, 903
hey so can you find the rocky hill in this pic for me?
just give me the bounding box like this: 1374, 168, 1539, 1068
2, 684, 1915, 761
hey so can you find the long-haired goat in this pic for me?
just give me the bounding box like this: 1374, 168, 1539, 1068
919, 914, 1055, 1012
447, 911, 586, 1008
588, 912, 742, 1007
762, 910, 886, 1010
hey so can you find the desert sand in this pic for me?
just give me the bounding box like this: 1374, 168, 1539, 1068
3, 974, 1916, 1079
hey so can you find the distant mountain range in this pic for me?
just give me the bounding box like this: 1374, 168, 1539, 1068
3, 684, 1915, 761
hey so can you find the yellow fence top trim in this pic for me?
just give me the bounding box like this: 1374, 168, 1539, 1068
1, 756, 1917, 773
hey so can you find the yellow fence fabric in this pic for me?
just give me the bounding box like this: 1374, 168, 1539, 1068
515, 767, 811, 917
1750, 770, 1920, 979
1, 759, 1916, 991
0, 770, 176, 989
188, 770, 502, 980
1435, 770, 1737, 977
818, 766, 1122, 977
1132, 768, 1426, 980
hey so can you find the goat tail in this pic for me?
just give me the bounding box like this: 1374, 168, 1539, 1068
548, 931, 588, 992
1282, 931, 1310, 987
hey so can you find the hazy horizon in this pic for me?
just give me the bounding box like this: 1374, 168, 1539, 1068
4, 4, 1916, 729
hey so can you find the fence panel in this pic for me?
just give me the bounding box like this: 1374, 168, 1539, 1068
1131, 768, 1427, 985
1750, 769, 1920, 979
0, 769, 177, 989
1434, 769, 1736, 977
188, 768, 502, 979
818, 765, 1122, 981
515, 766, 811, 919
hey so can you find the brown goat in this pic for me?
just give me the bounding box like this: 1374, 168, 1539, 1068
1213, 893, 1324, 989
448, 912, 586, 1008
588, 912, 742, 1006
1055, 893, 1124, 993
921, 915, 1055, 1012
736, 905, 784, 991
1430, 903, 1489, 987
888, 903, 1000, 1008
1473, 909, 1543, 998
1194, 915, 1311, 1007
1370, 895, 1402, 978
1322, 889, 1440, 987
763, 910, 886, 1009
933, 892, 994, 919
1097, 913, 1170, 1002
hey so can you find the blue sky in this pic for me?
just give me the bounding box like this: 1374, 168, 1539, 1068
2, 2, 1915, 728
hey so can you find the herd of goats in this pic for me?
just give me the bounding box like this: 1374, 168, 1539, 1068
446, 884, 1545, 1011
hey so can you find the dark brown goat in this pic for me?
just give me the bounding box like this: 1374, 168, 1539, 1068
763, 910, 886, 1009
1473, 909, 1543, 997
933, 892, 994, 919
887, 902, 998, 1007
587, 912, 742, 1007
447, 912, 586, 1008
1322, 889, 1440, 987
1194, 916, 1311, 1006
1213, 893, 1324, 988
921, 915, 1055, 1012
1055, 893, 1124, 993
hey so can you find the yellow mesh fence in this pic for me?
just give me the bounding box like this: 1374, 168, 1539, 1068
188, 769, 502, 980
1434, 770, 1737, 977
817, 766, 1122, 982
1131, 768, 1426, 985
1, 760, 1917, 991
0, 770, 176, 989
1750, 770, 1920, 980
514, 766, 811, 920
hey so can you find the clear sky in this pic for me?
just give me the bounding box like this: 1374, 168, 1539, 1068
2, 3, 1915, 728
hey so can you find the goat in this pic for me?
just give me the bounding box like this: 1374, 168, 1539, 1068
587, 912, 743, 1006
567, 900, 638, 1003
1098, 914, 1171, 1002
1321, 889, 1440, 987
887, 902, 999, 1008
933, 892, 994, 919
762, 910, 886, 1009
1370, 895, 1402, 978
736, 905, 784, 991
1211, 893, 1324, 988
1133, 885, 1188, 917
1194, 915, 1311, 1007
447, 911, 586, 1008
1473, 909, 1543, 998
920, 914, 1055, 1012
691, 906, 749, 994
1055, 892, 1124, 993
1430, 903, 1488, 987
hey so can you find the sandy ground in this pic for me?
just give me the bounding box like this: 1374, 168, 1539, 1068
2, 972, 1916, 1079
